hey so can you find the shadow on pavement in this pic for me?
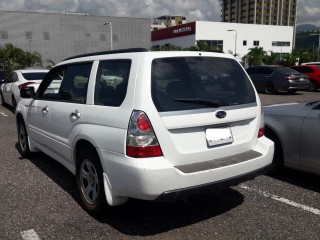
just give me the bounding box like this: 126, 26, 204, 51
18, 145, 245, 236
271, 168, 320, 194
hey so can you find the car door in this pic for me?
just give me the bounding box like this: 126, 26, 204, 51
247, 67, 272, 91
299, 104, 320, 171
29, 62, 92, 166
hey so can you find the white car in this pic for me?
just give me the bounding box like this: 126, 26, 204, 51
16, 49, 274, 216
0, 69, 48, 110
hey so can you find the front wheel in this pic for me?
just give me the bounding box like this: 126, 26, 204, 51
265, 129, 284, 174
76, 148, 107, 216
17, 120, 31, 158
12, 96, 17, 112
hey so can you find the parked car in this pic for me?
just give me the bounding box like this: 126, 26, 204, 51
16, 48, 274, 215
301, 62, 320, 65
0, 69, 48, 110
264, 101, 320, 175
0, 70, 5, 86
289, 65, 320, 91
246, 65, 310, 94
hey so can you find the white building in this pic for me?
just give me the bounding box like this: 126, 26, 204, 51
151, 21, 294, 59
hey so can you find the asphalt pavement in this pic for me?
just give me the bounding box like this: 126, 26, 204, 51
0, 91, 320, 240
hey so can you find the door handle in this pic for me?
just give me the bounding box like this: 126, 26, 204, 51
42, 106, 48, 113
71, 110, 81, 119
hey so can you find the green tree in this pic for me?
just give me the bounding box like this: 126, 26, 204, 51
0, 43, 42, 77
242, 47, 267, 67
264, 51, 279, 65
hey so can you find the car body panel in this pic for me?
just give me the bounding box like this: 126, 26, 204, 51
264, 102, 320, 174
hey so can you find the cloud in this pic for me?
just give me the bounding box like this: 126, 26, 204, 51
297, 0, 320, 26
0, 0, 318, 26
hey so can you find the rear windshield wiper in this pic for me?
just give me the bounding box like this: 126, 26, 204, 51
174, 98, 222, 108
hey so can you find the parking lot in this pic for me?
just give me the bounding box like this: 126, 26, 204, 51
0, 91, 320, 240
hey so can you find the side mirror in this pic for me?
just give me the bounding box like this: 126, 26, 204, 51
20, 86, 36, 99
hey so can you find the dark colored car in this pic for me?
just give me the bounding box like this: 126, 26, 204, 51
0, 71, 5, 86
289, 65, 320, 91
246, 65, 310, 94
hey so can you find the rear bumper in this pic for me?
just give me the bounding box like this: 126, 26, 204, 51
155, 164, 270, 201
279, 81, 310, 91
99, 136, 274, 202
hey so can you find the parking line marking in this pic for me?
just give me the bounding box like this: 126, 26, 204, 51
21, 229, 41, 240
239, 184, 320, 216
0, 112, 8, 117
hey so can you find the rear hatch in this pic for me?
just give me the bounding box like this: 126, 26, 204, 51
150, 56, 261, 166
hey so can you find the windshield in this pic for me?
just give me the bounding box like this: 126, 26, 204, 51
151, 57, 256, 112
22, 72, 48, 81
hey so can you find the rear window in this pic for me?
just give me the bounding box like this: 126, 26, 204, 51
151, 57, 256, 112
22, 72, 48, 80
276, 67, 299, 74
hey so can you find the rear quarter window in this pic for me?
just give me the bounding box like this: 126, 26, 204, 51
151, 57, 256, 112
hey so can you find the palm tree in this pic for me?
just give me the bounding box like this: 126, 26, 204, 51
243, 47, 267, 67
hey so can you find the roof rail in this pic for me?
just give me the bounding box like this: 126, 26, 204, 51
63, 48, 148, 61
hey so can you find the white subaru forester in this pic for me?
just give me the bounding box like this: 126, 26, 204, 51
16, 48, 274, 215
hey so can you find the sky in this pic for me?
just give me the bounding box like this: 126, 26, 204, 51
0, 0, 319, 26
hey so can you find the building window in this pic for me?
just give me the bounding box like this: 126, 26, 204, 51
25, 31, 32, 40
43, 32, 50, 40
100, 34, 106, 41
201, 40, 224, 50
1, 30, 8, 39
113, 34, 118, 42
253, 40, 260, 46
272, 41, 290, 47
85, 33, 91, 38
243, 40, 247, 46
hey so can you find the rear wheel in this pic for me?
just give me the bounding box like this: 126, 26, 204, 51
0, 91, 4, 105
76, 148, 107, 216
264, 82, 277, 95
287, 89, 297, 94
17, 120, 31, 158
309, 81, 318, 92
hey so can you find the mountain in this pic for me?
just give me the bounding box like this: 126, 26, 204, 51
296, 24, 320, 32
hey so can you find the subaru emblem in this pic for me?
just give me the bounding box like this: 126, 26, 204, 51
216, 111, 227, 119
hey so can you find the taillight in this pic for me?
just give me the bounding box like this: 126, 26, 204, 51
126, 111, 163, 158
258, 105, 264, 138
284, 76, 295, 80
19, 82, 35, 89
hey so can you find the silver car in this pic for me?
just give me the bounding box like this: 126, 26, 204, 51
264, 101, 320, 175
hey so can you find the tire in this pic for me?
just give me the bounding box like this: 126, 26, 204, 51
309, 81, 318, 92
264, 82, 277, 95
12, 95, 17, 112
287, 89, 297, 94
0, 90, 4, 105
265, 129, 284, 174
17, 120, 32, 158
76, 148, 107, 216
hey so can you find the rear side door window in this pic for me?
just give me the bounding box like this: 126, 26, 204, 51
94, 60, 131, 107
